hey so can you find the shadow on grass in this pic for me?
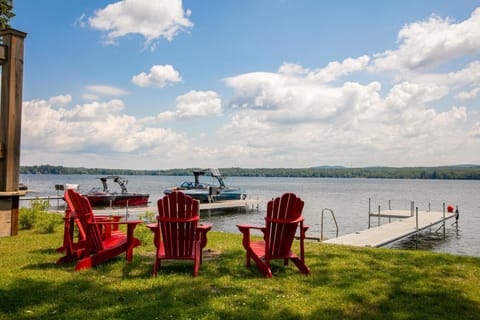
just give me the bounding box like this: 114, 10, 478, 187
1, 230, 479, 320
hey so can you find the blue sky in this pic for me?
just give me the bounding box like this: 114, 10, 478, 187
12, 0, 480, 169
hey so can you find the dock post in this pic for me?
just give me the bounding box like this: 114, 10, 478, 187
442, 203, 446, 239
377, 205, 381, 226
368, 198, 371, 229
415, 207, 419, 249
455, 206, 459, 231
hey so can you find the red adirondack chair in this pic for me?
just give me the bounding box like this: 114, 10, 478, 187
237, 192, 311, 277
146, 191, 212, 277
56, 193, 122, 259
56, 189, 142, 271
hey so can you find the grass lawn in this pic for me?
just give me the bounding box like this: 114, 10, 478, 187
0, 215, 479, 320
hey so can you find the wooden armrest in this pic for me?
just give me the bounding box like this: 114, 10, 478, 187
236, 224, 263, 231
198, 223, 213, 231
145, 223, 158, 231
265, 216, 304, 224
89, 220, 143, 226
158, 216, 200, 223
96, 215, 122, 219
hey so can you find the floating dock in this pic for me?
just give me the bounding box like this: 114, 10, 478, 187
69, 199, 259, 217
22, 195, 260, 217
323, 203, 458, 248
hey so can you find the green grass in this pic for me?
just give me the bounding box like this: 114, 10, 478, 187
0, 215, 479, 320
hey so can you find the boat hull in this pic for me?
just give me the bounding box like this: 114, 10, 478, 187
164, 188, 246, 203
85, 193, 149, 207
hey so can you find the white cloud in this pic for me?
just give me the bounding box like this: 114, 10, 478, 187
82, 93, 100, 101
308, 55, 370, 83
222, 57, 476, 167
373, 8, 480, 71
131, 64, 182, 88
456, 86, 480, 100
157, 90, 222, 120
278, 62, 309, 76
21, 96, 186, 157
471, 122, 480, 138
23, 6, 480, 169
87, 0, 193, 48
48, 94, 72, 106
86, 85, 128, 96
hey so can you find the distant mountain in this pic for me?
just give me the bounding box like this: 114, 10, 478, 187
444, 164, 480, 168
311, 165, 346, 169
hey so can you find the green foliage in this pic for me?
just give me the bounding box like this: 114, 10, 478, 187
18, 199, 50, 230
19, 164, 480, 180
138, 210, 156, 223
35, 213, 62, 234
18, 207, 36, 229
0, 0, 14, 29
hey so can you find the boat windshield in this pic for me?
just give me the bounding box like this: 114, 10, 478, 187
180, 181, 195, 188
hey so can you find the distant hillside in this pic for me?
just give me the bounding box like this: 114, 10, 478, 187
311, 165, 346, 169
19, 164, 480, 180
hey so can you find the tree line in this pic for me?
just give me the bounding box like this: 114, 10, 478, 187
20, 164, 480, 180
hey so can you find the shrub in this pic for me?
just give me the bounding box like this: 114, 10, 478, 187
138, 210, 156, 223
19, 207, 37, 229
18, 198, 50, 230
36, 213, 62, 234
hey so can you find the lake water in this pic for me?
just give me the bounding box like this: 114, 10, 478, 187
21, 174, 480, 257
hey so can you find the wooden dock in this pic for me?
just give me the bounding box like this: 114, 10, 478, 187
323, 209, 458, 247
85, 199, 259, 217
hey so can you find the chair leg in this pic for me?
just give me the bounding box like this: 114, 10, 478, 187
291, 257, 311, 275
245, 251, 251, 267
194, 253, 201, 277
125, 238, 141, 262
153, 254, 160, 277
249, 254, 272, 278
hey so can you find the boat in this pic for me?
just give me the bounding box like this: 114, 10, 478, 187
164, 168, 246, 203
83, 176, 149, 208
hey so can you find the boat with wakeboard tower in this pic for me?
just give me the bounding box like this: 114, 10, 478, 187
83, 175, 149, 208
163, 168, 246, 203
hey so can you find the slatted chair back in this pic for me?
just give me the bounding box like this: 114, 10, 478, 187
265, 192, 304, 259
157, 191, 200, 258
65, 189, 104, 252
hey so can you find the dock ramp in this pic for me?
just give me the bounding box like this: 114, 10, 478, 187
323, 208, 458, 248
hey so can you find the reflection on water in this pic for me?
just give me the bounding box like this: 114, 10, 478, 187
21, 174, 480, 257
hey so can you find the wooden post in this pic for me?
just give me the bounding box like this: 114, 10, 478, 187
0, 29, 27, 237
415, 207, 419, 249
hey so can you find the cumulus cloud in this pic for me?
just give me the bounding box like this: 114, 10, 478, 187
456, 86, 480, 100
87, 0, 193, 48
24, 6, 480, 168
308, 55, 370, 83
471, 122, 480, 138
373, 8, 480, 71
222, 54, 475, 166
21, 96, 186, 157
157, 90, 222, 120
131, 64, 182, 88
218, 7, 480, 166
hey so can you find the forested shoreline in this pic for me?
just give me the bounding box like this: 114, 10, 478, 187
20, 164, 480, 180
